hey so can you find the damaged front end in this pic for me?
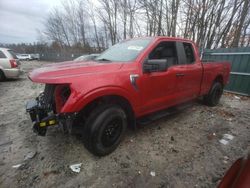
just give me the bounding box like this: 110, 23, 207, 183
26, 84, 75, 136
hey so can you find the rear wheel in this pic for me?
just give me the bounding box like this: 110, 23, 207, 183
204, 82, 223, 106
0, 70, 6, 81
83, 104, 127, 156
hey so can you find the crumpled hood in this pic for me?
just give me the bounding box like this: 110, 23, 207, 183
29, 61, 124, 84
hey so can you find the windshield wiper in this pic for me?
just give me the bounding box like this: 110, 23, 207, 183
96, 58, 111, 62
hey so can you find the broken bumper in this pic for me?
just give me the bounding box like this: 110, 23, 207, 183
26, 99, 76, 136
26, 99, 59, 136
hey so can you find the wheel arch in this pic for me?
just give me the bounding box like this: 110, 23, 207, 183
205, 74, 224, 95
71, 87, 136, 128
75, 94, 137, 129
214, 74, 224, 86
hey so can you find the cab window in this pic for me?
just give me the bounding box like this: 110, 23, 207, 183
148, 41, 178, 67
183, 42, 195, 64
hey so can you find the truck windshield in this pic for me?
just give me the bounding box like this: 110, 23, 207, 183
95, 38, 152, 62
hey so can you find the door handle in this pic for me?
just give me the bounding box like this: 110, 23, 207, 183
176, 73, 185, 77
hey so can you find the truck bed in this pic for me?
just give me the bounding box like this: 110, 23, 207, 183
200, 61, 231, 96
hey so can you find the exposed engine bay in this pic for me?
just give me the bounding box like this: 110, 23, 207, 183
26, 84, 73, 136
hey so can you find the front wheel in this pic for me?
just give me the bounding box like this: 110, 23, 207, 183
204, 82, 223, 106
83, 104, 127, 156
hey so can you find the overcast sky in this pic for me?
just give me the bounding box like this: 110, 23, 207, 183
0, 0, 62, 44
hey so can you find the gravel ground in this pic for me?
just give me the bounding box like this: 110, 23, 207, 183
0, 61, 249, 188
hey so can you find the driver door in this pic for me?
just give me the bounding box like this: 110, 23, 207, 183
139, 41, 180, 114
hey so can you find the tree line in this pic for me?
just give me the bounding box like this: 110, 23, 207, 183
41, 0, 250, 51
2, 0, 247, 55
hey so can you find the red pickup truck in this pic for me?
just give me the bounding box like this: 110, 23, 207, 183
26, 37, 230, 156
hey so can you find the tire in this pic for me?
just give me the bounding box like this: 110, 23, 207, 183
204, 82, 223, 106
0, 70, 6, 81
83, 104, 127, 156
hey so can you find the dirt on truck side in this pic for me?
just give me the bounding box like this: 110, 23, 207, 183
0, 61, 249, 188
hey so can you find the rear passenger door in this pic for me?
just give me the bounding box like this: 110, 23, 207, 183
173, 42, 202, 102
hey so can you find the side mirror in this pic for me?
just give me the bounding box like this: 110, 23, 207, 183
143, 59, 168, 73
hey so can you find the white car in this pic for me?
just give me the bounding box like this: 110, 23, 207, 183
0, 48, 22, 81
16, 54, 32, 61
30, 53, 40, 60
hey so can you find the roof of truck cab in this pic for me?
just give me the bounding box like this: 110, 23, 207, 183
154, 36, 193, 41
126, 36, 195, 43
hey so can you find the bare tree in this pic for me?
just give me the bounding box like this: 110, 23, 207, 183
231, 0, 250, 47
87, 0, 101, 50
43, 0, 250, 50
98, 0, 119, 45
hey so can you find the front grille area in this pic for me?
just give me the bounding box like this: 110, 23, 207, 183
36, 84, 71, 113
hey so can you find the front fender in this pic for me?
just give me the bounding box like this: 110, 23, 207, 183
61, 86, 138, 114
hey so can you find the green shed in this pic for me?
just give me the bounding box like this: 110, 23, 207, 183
203, 47, 250, 96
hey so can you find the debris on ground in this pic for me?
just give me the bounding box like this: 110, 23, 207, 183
70, 163, 82, 173
219, 139, 229, 145
12, 164, 23, 169
234, 96, 241, 100
24, 151, 37, 161
223, 134, 234, 140
223, 156, 229, 164
216, 109, 235, 118
219, 133, 234, 145
207, 132, 216, 140
150, 171, 156, 177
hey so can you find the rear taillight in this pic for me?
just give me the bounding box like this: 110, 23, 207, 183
10, 59, 18, 68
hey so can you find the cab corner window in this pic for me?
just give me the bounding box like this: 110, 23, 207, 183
183, 42, 195, 64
